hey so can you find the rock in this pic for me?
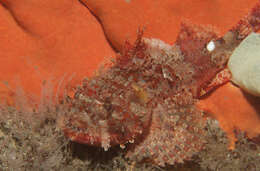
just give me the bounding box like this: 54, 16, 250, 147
228, 32, 260, 96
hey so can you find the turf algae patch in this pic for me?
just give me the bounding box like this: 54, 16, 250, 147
197, 119, 260, 171
0, 105, 161, 171
0, 106, 70, 170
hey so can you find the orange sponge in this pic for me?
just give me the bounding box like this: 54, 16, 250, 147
0, 0, 115, 105
81, 0, 258, 52
197, 83, 260, 149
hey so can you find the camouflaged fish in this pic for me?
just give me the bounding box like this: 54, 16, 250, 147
61, 2, 260, 166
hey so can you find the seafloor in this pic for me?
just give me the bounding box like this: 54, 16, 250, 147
0, 98, 259, 171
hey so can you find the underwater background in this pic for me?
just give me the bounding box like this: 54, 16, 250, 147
0, 0, 260, 170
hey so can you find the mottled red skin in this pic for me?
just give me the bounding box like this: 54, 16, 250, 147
176, 21, 220, 97
63, 122, 122, 146
63, 1, 260, 150
63, 106, 149, 147
62, 31, 152, 147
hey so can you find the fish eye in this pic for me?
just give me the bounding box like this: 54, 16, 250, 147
206, 40, 215, 52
